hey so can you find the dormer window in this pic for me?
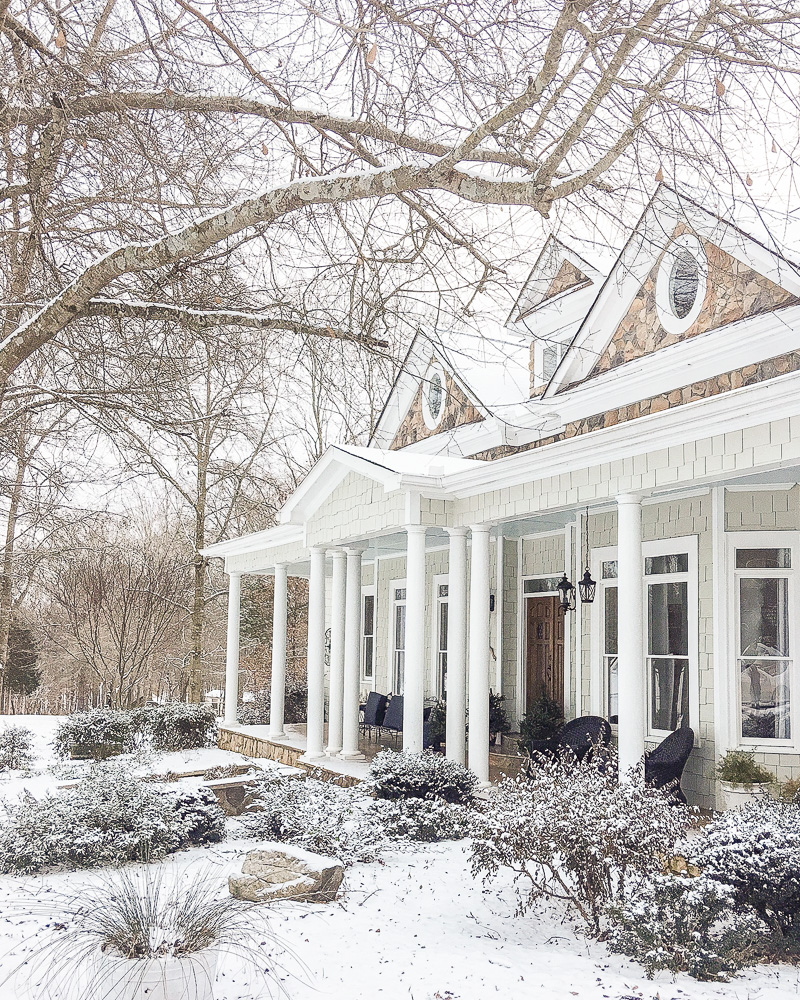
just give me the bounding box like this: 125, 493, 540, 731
669, 249, 700, 319
422, 363, 447, 429
656, 235, 707, 335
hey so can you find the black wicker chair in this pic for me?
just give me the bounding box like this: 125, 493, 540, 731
522, 715, 612, 764
379, 694, 404, 744
360, 692, 388, 743
645, 726, 694, 803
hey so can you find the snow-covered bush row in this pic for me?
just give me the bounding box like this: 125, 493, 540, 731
53, 704, 216, 759
239, 773, 386, 864
368, 749, 478, 805
608, 873, 766, 981
0, 726, 34, 770
238, 685, 307, 726
470, 747, 690, 935
239, 769, 479, 862
688, 797, 800, 940
0, 765, 225, 874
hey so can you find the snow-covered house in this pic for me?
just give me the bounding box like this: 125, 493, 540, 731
205, 187, 800, 809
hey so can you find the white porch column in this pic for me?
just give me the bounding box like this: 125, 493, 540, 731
445, 528, 468, 765
326, 550, 347, 755
340, 546, 366, 760
403, 525, 427, 753
304, 546, 327, 760
617, 493, 645, 775
223, 571, 242, 725
469, 525, 492, 784
268, 563, 288, 739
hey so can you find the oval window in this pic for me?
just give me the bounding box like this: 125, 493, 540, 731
669, 248, 700, 320
427, 373, 443, 421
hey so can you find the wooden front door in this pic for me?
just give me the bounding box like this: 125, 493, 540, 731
525, 595, 564, 712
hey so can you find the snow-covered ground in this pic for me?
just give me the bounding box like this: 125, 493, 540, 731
0, 716, 797, 1000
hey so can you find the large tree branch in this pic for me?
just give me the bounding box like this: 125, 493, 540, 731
0, 92, 539, 171
0, 164, 550, 381
80, 298, 389, 347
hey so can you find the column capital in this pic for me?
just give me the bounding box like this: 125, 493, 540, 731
344, 542, 368, 555
405, 524, 428, 537
469, 522, 493, 535
227, 569, 242, 579
329, 547, 348, 559
616, 492, 643, 506
445, 526, 469, 538
273, 561, 287, 571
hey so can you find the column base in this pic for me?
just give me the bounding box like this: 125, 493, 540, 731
325, 746, 343, 757
268, 730, 286, 741
338, 749, 366, 761
298, 751, 327, 763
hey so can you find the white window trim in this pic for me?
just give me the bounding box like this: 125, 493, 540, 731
388, 577, 407, 695
644, 535, 699, 740
431, 573, 449, 700
590, 536, 699, 739
421, 362, 446, 430
361, 585, 376, 688
728, 530, 799, 753
655, 234, 708, 336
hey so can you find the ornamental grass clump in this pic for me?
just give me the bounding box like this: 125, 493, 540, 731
716, 750, 774, 788
369, 749, 478, 804
470, 747, 690, 935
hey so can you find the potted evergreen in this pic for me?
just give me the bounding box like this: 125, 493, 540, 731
716, 750, 774, 810
489, 692, 511, 747
517, 695, 565, 755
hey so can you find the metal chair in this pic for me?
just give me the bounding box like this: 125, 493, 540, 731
359, 692, 388, 743
379, 694, 404, 745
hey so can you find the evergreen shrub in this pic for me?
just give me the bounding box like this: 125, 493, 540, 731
0, 726, 34, 770
369, 749, 478, 804
0, 765, 225, 874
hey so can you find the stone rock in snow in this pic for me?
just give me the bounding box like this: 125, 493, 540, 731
229, 843, 345, 903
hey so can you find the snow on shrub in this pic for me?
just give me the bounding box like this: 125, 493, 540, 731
0, 764, 225, 874
53, 709, 137, 760
147, 703, 216, 751
239, 773, 385, 864
371, 797, 475, 843
369, 749, 478, 804
689, 798, 800, 939
470, 747, 690, 935
53, 703, 216, 760
0, 726, 34, 770
607, 873, 766, 980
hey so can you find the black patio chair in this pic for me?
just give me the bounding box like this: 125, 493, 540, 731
360, 692, 388, 743
645, 726, 694, 804
522, 715, 612, 765
379, 694, 404, 745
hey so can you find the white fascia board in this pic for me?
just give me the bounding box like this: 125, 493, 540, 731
370, 349, 428, 449
527, 304, 800, 432
514, 281, 597, 339
548, 189, 800, 394
441, 367, 800, 500
201, 522, 304, 559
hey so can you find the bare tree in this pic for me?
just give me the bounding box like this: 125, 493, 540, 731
45, 519, 188, 708
0, 0, 797, 393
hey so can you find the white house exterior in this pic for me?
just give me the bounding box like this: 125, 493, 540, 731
205, 187, 800, 808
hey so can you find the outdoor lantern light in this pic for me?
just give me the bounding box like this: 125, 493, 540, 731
557, 573, 576, 614
578, 568, 597, 604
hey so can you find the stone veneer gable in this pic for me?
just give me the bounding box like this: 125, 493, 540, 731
590, 229, 797, 377
390, 363, 484, 450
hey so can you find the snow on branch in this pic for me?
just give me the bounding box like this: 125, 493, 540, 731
82, 298, 388, 347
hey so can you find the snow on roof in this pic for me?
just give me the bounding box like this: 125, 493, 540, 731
423, 321, 532, 414
334, 444, 480, 477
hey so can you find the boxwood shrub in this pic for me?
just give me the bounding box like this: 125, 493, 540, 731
54, 704, 217, 759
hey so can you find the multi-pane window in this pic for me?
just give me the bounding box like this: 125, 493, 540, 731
361, 592, 375, 683
393, 587, 407, 694
523, 576, 562, 595
601, 561, 619, 723
646, 554, 690, 733
437, 583, 449, 699
736, 547, 792, 741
